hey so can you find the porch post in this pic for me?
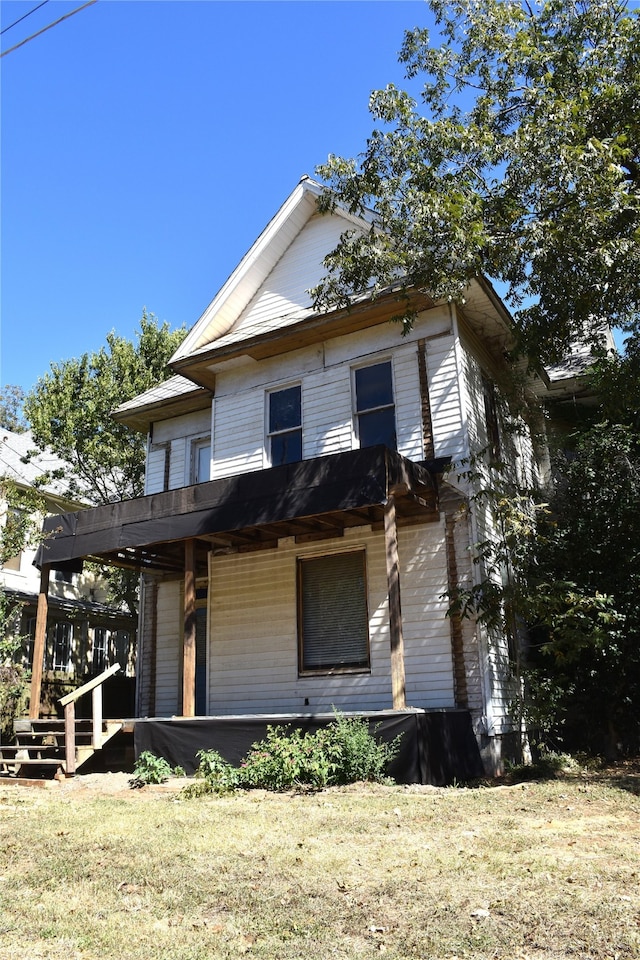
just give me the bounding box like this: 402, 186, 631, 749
29, 564, 50, 719
182, 539, 196, 717
384, 495, 406, 709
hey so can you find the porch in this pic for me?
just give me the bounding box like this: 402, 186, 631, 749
25, 446, 482, 782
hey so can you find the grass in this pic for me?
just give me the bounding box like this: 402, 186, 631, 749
0, 765, 639, 959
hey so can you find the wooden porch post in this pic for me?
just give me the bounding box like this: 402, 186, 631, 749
384, 495, 406, 710
182, 539, 196, 717
29, 564, 50, 719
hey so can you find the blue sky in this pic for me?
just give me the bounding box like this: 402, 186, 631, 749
1, 0, 433, 394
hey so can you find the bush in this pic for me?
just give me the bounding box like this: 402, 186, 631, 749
129, 751, 184, 788
183, 713, 402, 796
0, 662, 29, 743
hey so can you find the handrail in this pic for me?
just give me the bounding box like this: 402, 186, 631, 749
59, 663, 121, 706
58, 663, 121, 775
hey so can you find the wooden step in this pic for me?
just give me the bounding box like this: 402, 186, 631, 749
2, 717, 125, 778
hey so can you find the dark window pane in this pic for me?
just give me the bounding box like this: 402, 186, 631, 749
271, 429, 302, 466
355, 362, 393, 412
300, 552, 369, 672
269, 386, 301, 433
358, 408, 397, 450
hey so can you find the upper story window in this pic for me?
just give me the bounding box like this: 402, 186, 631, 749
268, 385, 302, 466
354, 361, 397, 451
481, 375, 501, 461
191, 437, 211, 484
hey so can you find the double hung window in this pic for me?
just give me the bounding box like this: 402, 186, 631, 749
298, 551, 370, 673
268, 385, 302, 466
354, 361, 396, 450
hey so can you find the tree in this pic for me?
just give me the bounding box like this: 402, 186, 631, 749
25, 311, 187, 505
0, 386, 28, 432
528, 418, 640, 756
313, 0, 640, 365
24, 312, 187, 614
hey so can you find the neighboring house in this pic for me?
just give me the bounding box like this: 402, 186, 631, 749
0, 430, 136, 715
33, 177, 591, 778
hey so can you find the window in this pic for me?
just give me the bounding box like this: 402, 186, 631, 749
268, 385, 302, 466
354, 361, 396, 450
481, 375, 501, 460
93, 627, 108, 673
298, 551, 370, 673
191, 437, 211, 484
112, 629, 130, 669
50, 621, 72, 673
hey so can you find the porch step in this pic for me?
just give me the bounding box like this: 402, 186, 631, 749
0, 718, 124, 778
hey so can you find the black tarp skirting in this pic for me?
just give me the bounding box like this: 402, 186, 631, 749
133, 709, 484, 786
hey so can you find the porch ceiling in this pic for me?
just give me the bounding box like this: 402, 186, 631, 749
36, 447, 441, 576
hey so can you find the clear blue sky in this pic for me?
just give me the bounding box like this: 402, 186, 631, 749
1, 0, 434, 394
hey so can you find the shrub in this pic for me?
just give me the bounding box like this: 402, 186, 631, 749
182, 749, 240, 797
0, 662, 29, 743
321, 712, 400, 785
129, 751, 184, 788
238, 725, 333, 791
184, 713, 402, 796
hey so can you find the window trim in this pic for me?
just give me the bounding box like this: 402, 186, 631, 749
297, 548, 371, 676
266, 382, 303, 467
352, 358, 397, 451
189, 435, 211, 485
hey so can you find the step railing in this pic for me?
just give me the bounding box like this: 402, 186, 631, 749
58, 663, 121, 775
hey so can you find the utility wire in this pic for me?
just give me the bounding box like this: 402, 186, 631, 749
0, 1, 49, 37
0, 0, 97, 59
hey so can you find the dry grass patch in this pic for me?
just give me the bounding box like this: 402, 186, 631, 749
0, 767, 638, 959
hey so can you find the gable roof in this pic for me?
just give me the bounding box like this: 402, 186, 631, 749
169, 176, 374, 385
0, 429, 86, 509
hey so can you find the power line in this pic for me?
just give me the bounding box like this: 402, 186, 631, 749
0, 1, 50, 37
0, 0, 97, 59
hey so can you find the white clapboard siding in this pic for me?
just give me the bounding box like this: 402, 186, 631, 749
155, 580, 181, 717
198, 522, 455, 716
231, 214, 353, 337
145, 446, 167, 495
211, 389, 265, 479
398, 523, 456, 707
393, 346, 425, 460
302, 364, 354, 459
426, 334, 468, 463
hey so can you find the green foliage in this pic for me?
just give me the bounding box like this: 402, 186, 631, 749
25, 311, 186, 505
182, 749, 240, 797
0, 593, 30, 742
184, 715, 402, 796
0, 386, 28, 432
528, 420, 640, 755
0, 479, 46, 565
24, 312, 187, 614
129, 751, 184, 788
313, 0, 640, 365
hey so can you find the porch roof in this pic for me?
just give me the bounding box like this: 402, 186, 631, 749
36, 447, 441, 576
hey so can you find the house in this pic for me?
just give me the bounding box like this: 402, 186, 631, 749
0, 429, 136, 717
31, 176, 573, 780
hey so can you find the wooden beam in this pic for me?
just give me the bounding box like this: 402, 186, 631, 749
417, 339, 435, 460
384, 497, 406, 710
29, 565, 50, 720
182, 539, 197, 717
445, 512, 469, 708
